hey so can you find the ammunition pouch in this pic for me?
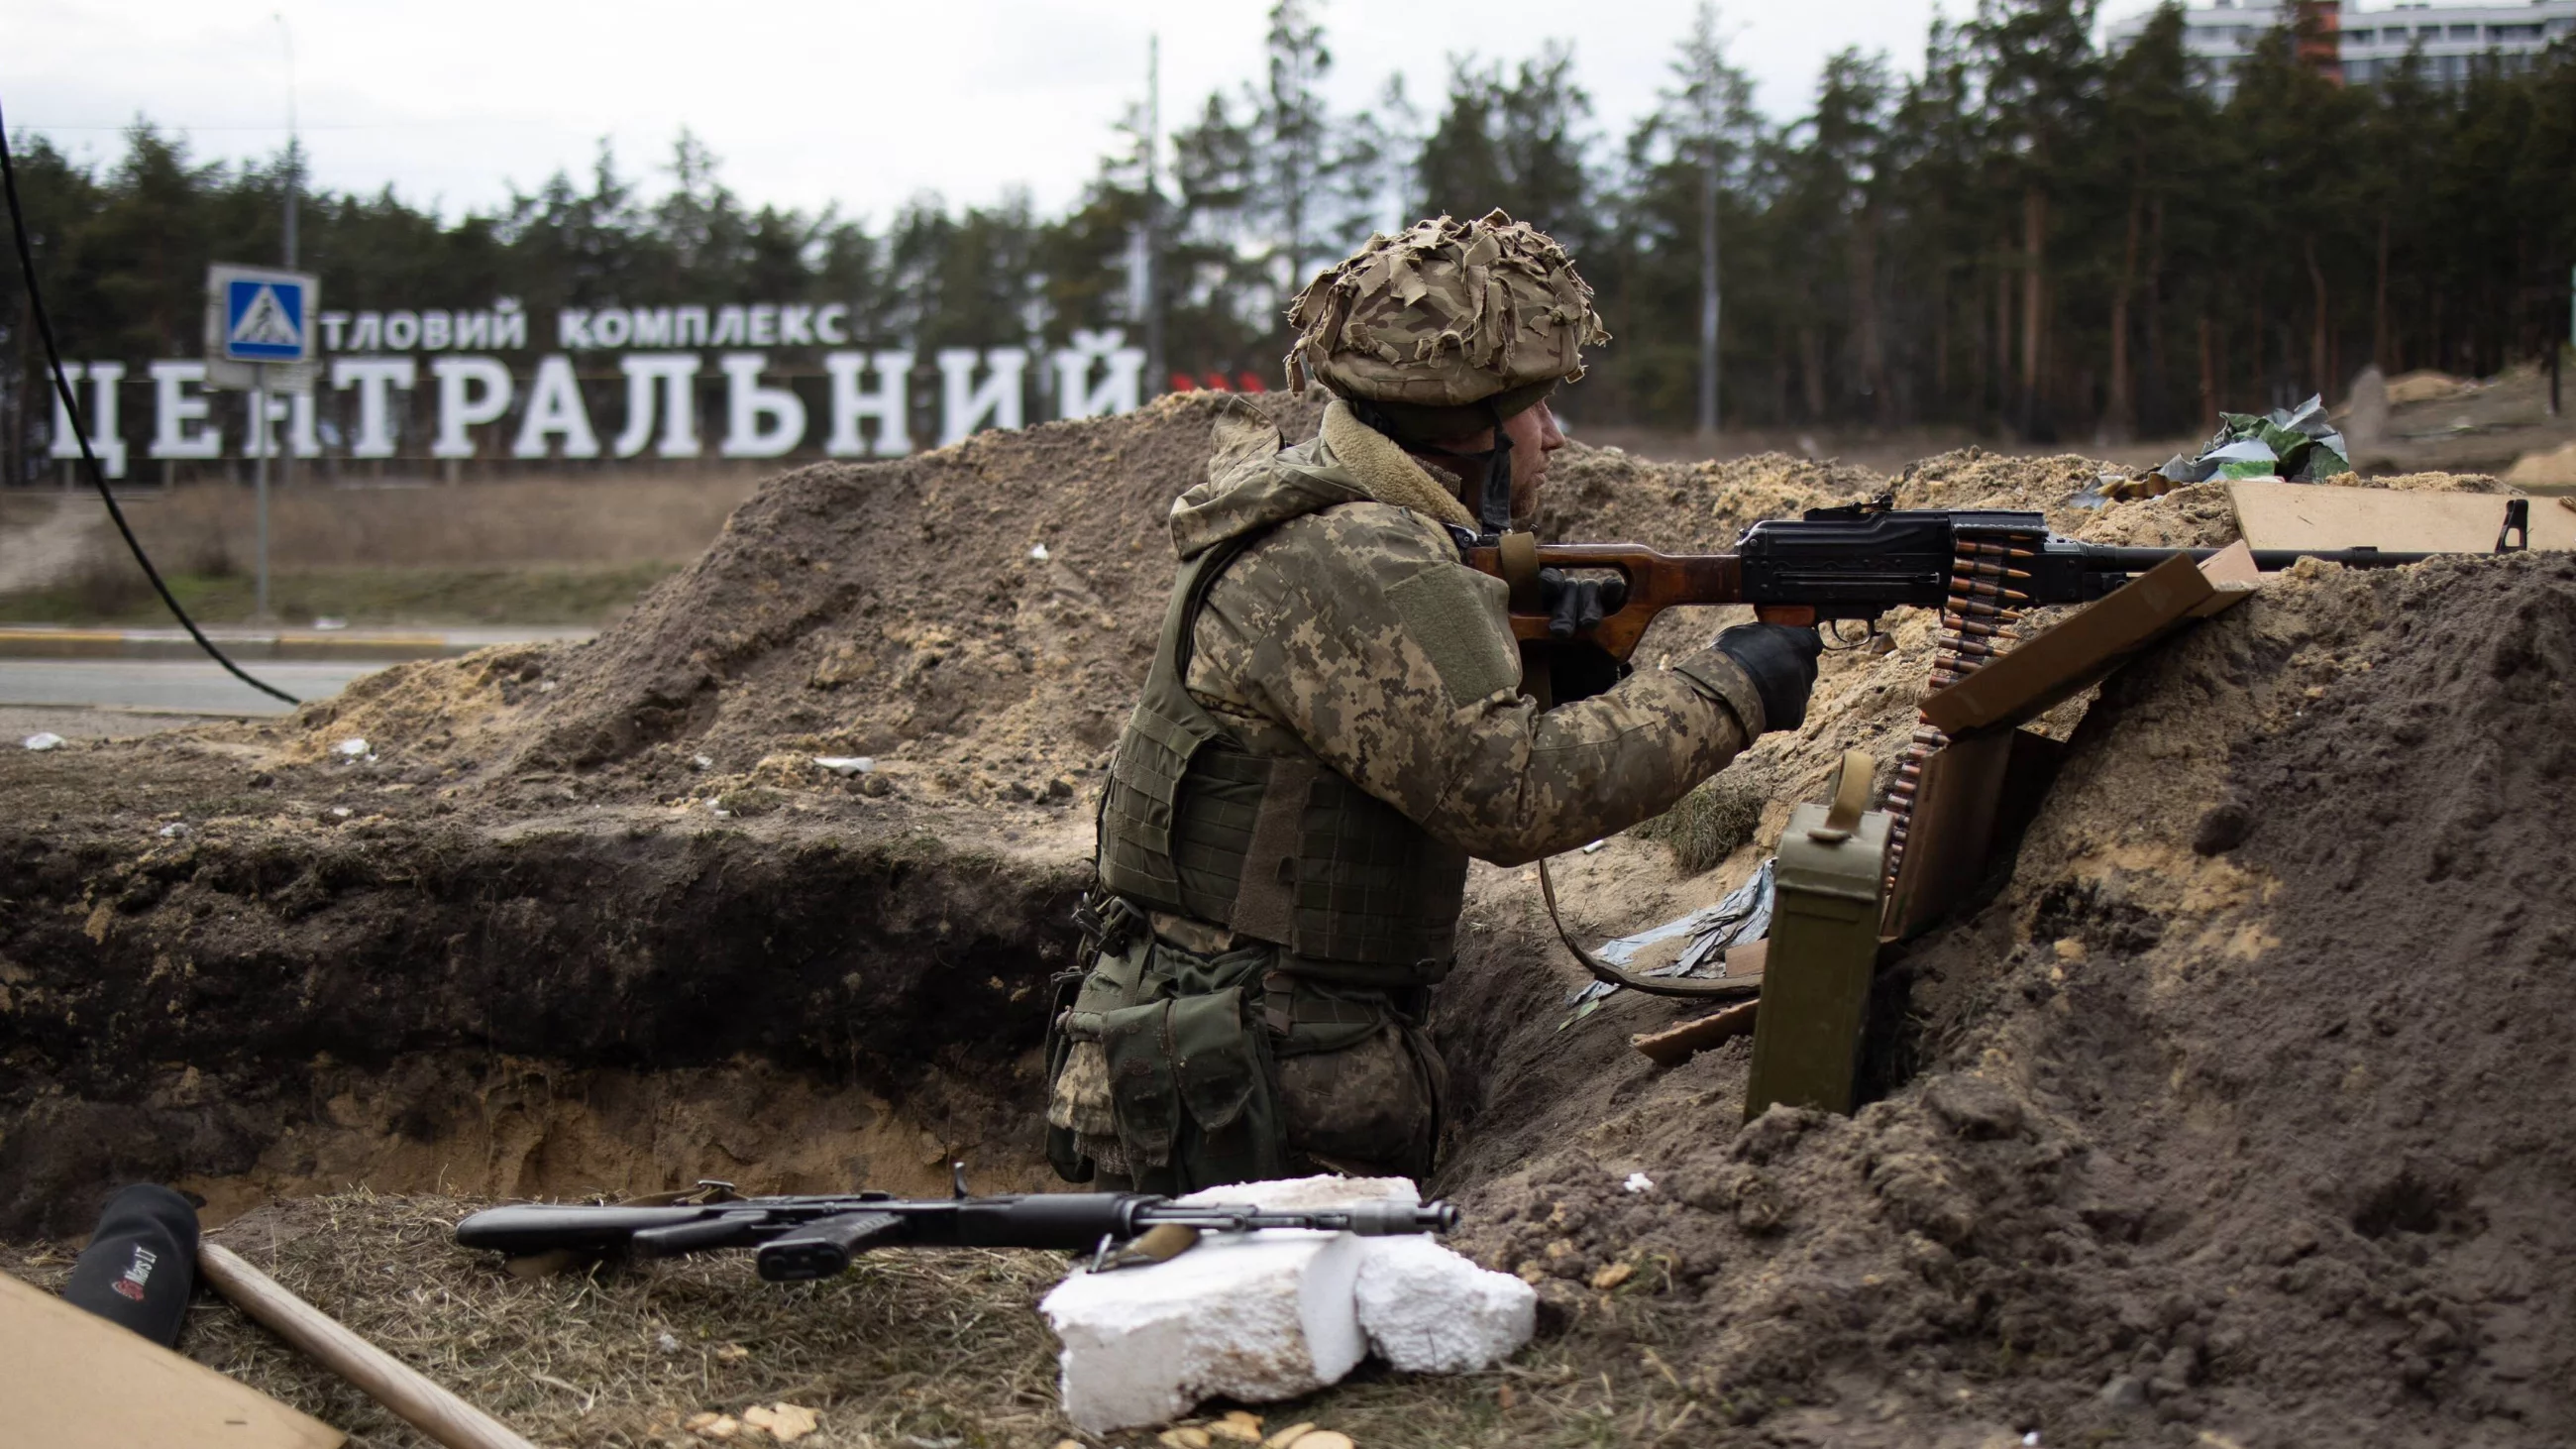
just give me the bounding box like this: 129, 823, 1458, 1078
1048, 927, 1287, 1192
1044, 914, 1448, 1189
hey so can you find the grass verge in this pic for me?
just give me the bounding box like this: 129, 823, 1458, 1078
0, 562, 680, 627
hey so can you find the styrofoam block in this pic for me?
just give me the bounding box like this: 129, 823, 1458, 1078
1043, 1175, 1512, 1431
1042, 1176, 1410, 1433
1351, 1233, 1536, 1374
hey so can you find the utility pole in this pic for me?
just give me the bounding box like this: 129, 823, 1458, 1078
275, 13, 300, 515
279, 14, 298, 271
2553, 262, 2570, 417
1697, 145, 1721, 439
1687, 3, 1725, 441
1143, 35, 1165, 399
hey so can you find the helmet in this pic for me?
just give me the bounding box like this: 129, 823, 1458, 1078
1285, 209, 1609, 441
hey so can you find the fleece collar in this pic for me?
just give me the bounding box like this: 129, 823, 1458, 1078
1319, 400, 1477, 530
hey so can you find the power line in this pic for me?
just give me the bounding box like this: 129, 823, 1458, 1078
0, 92, 300, 707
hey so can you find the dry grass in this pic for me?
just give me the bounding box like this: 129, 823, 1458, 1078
0, 474, 746, 623
1630, 768, 1771, 877
1, 1192, 1720, 1449
98, 475, 761, 571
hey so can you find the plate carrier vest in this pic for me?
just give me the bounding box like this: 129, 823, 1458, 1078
1094, 529, 1468, 983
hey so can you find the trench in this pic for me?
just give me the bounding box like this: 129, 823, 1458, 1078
0, 789, 2031, 1242
0, 817, 1092, 1237
1, 792, 1687, 1242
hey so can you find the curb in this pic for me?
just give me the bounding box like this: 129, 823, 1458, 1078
0, 627, 592, 662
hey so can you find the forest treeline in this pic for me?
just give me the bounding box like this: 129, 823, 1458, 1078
6, 0, 2574, 460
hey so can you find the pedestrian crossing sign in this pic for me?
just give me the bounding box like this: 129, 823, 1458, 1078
206, 264, 319, 366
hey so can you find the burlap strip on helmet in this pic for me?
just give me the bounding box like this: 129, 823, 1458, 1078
1284, 209, 1609, 417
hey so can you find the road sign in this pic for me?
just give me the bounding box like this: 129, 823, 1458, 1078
203, 265, 320, 392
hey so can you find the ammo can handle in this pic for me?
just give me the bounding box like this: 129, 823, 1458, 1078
1810, 750, 1877, 842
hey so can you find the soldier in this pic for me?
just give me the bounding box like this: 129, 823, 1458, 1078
1045, 211, 1821, 1191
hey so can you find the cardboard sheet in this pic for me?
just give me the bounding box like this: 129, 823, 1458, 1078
1920, 545, 2258, 736
1882, 727, 2018, 938
2230, 480, 2576, 554
0, 1270, 343, 1448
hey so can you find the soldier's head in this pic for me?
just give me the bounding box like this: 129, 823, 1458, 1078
1286, 210, 1609, 533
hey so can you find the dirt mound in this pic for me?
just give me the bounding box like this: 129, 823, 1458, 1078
1441, 552, 2576, 1446
290, 393, 1323, 816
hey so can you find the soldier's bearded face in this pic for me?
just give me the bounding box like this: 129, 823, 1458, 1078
1502, 401, 1568, 522
1425, 400, 1568, 524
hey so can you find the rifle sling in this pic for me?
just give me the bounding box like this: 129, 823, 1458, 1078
1537, 855, 1763, 1001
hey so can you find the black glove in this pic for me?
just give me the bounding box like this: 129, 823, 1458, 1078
1712, 622, 1824, 732
1547, 640, 1630, 704
63, 1183, 199, 1347
1536, 568, 1629, 640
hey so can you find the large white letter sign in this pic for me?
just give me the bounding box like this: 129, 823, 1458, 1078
1053, 328, 1145, 420
717, 353, 807, 458
823, 350, 912, 457
937, 347, 1026, 447
48, 363, 128, 478
430, 357, 515, 459
149, 362, 223, 460
613, 353, 704, 458
331, 357, 417, 459
513, 355, 602, 459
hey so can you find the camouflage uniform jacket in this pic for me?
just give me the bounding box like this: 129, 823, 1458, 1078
1047, 397, 1766, 1186
1170, 395, 1766, 875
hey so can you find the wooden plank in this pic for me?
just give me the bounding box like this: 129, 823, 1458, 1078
2230, 480, 2576, 553
200, 1245, 540, 1449
0, 1270, 343, 1449
1630, 998, 1759, 1066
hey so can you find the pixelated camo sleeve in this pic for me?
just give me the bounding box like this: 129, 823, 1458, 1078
1186, 502, 1762, 867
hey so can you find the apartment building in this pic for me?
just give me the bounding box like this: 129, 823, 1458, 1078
2104, 0, 2575, 99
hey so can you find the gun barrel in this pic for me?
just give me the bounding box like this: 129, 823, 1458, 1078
2084, 544, 2443, 573
1134, 1199, 1459, 1237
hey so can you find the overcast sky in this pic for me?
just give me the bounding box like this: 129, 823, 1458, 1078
14, 0, 2202, 225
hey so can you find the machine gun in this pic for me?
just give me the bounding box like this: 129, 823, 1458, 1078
1470, 494, 2529, 997
454, 1171, 1460, 1282
1464, 495, 2516, 660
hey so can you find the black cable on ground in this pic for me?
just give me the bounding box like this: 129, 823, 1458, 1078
0, 98, 298, 706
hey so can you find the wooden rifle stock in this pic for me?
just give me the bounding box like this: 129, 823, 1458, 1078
1461, 542, 1768, 662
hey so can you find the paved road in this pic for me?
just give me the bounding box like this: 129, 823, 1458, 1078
0, 659, 382, 719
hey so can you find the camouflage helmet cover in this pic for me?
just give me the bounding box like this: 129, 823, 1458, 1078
1285, 210, 1610, 426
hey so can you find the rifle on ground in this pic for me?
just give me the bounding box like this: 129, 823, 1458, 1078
455, 1172, 1459, 1282
1467, 495, 2517, 660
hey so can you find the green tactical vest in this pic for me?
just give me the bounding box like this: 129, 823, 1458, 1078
1095, 529, 1469, 982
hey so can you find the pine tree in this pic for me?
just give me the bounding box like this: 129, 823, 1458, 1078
1417, 45, 1594, 243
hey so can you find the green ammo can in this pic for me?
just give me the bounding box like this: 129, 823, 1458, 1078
1744, 749, 1892, 1120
